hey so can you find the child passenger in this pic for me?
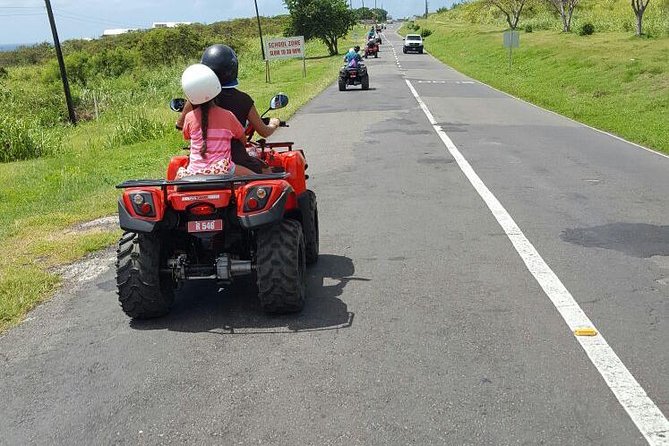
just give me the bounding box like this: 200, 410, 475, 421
177, 63, 254, 178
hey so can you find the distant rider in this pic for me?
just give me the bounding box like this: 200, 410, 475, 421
344, 46, 362, 66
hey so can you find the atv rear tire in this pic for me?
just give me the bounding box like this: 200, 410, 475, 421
116, 232, 174, 319
362, 75, 370, 90
374, 52, 378, 58
338, 78, 346, 91
256, 220, 306, 313
302, 190, 319, 265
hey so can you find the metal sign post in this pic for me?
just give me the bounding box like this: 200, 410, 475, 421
503, 30, 520, 68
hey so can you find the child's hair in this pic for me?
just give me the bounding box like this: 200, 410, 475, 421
199, 100, 212, 157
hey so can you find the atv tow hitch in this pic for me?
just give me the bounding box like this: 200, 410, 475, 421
164, 254, 253, 282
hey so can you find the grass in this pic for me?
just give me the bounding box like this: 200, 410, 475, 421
0, 33, 359, 332
401, 19, 669, 153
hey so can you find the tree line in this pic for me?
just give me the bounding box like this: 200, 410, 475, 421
483, 0, 658, 35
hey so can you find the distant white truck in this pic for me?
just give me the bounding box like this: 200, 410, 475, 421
403, 34, 424, 54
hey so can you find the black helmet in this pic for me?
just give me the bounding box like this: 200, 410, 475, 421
201, 44, 239, 88
354, 45, 360, 52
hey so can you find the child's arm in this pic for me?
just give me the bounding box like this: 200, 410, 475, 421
182, 112, 192, 140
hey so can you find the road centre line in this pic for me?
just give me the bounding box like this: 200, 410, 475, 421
404, 78, 669, 445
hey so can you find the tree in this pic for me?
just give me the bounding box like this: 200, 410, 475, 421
545, 0, 579, 32
355, 6, 373, 19
370, 8, 388, 21
354, 7, 388, 21
631, 0, 651, 36
485, 0, 528, 29
284, 0, 356, 55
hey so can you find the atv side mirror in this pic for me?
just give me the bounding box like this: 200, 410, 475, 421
270, 93, 289, 110
170, 98, 186, 113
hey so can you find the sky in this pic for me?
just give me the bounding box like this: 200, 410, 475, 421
0, 0, 456, 45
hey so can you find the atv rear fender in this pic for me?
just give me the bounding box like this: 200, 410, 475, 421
237, 180, 295, 229
269, 150, 307, 196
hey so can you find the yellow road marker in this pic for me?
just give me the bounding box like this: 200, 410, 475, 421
574, 327, 598, 337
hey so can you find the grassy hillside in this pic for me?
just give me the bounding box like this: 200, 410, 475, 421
401, 4, 669, 153
443, 0, 669, 35
0, 22, 362, 332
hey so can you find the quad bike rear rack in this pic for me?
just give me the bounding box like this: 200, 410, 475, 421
116, 172, 289, 189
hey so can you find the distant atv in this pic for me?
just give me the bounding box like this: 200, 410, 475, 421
338, 62, 369, 91
115, 94, 319, 319
364, 41, 379, 58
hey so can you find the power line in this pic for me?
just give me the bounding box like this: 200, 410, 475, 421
54, 8, 143, 28
53, 13, 142, 30
0, 12, 43, 16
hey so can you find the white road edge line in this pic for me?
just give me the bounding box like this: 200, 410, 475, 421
404, 78, 669, 445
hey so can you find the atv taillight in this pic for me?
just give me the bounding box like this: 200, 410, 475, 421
189, 203, 216, 216
127, 190, 156, 217
139, 203, 153, 215
243, 186, 272, 212
247, 198, 259, 210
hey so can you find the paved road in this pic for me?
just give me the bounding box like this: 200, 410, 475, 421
1, 26, 667, 445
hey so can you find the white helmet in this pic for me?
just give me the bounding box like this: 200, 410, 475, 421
181, 63, 221, 105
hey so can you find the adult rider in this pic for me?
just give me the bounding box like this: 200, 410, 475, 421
176, 44, 281, 173
344, 46, 362, 64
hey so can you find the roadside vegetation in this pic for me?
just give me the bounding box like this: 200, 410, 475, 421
403, 0, 669, 153
0, 15, 361, 331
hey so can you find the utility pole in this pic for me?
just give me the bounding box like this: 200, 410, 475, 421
424, 0, 429, 18
44, 0, 76, 125
253, 0, 266, 60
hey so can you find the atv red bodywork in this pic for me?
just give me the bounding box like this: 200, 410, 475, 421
116, 120, 318, 319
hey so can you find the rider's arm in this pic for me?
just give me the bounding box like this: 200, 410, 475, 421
247, 105, 280, 138
176, 100, 194, 130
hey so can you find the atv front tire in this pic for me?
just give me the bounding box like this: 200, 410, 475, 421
116, 232, 174, 319
362, 75, 370, 90
256, 220, 306, 313
302, 190, 319, 265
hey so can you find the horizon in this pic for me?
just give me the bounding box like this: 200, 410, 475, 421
0, 0, 455, 45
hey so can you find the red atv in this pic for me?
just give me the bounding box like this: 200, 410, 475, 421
364, 40, 379, 58
115, 94, 318, 319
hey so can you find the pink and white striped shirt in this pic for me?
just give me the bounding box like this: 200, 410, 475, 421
182, 105, 245, 175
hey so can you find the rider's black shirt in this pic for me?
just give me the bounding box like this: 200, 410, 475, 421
214, 89, 264, 173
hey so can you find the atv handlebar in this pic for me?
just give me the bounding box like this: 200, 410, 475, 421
261, 117, 288, 127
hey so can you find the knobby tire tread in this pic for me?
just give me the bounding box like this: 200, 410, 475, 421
116, 232, 174, 319
256, 220, 306, 313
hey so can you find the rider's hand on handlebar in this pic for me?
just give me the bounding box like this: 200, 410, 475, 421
269, 117, 281, 129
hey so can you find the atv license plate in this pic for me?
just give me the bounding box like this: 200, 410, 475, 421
188, 219, 223, 233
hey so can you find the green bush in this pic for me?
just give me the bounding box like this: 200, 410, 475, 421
525, 24, 533, 33
579, 23, 596, 35
0, 116, 61, 162
421, 28, 433, 38
104, 111, 169, 149
89, 48, 139, 78
0, 67, 7, 79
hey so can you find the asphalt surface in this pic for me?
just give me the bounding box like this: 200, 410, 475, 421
1, 26, 667, 445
